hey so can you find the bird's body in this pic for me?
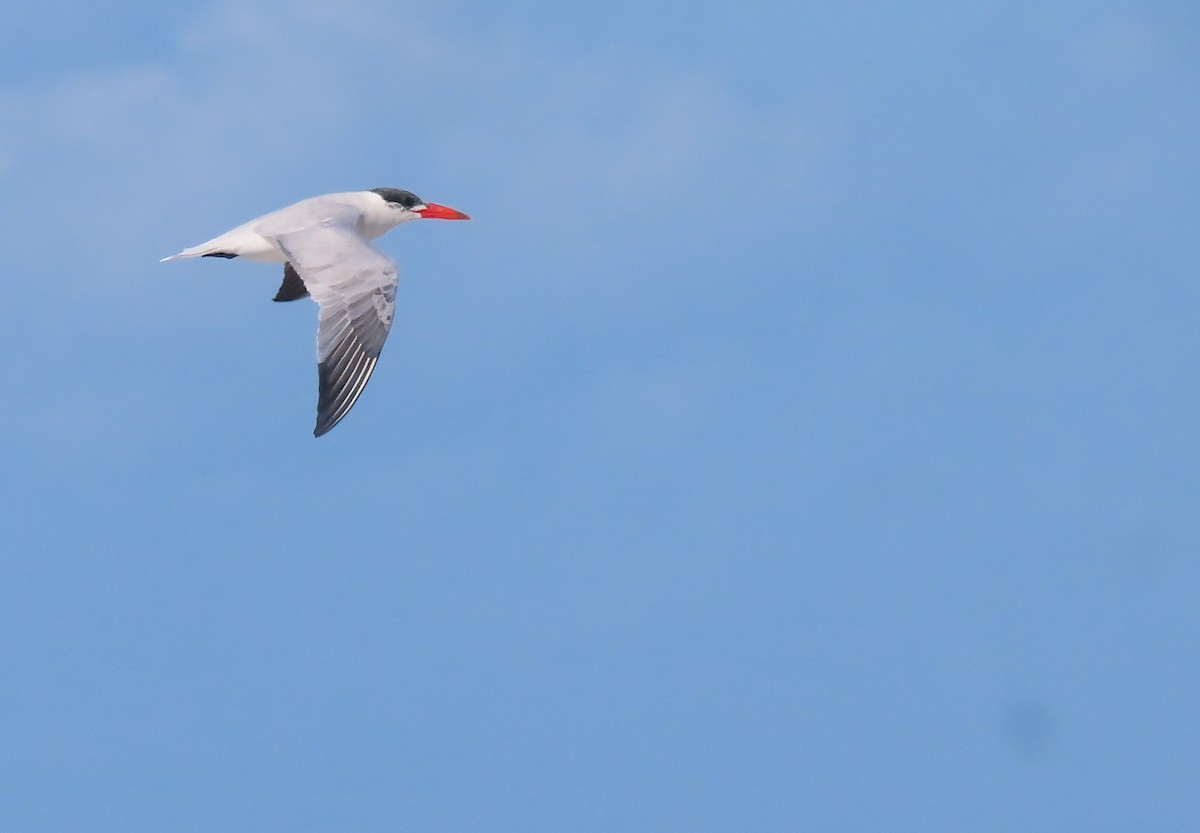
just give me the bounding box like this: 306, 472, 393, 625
161, 187, 470, 436
163, 190, 413, 263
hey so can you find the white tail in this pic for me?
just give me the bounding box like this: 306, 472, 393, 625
160, 243, 221, 262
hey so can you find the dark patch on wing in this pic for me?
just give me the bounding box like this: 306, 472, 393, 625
273, 263, 309, 302
202, 251, 238, 259
314, 337, 380, 437
312, 284, 395, 437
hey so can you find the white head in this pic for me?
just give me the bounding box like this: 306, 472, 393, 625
369, 187, 471, 225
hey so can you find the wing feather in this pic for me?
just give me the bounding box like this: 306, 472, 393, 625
267, 212, 399, 437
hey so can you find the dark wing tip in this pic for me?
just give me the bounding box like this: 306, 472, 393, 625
312, 337, 380, 437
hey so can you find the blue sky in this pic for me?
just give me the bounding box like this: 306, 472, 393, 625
2, 1, 1198, 830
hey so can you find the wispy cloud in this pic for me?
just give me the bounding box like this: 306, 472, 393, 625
0, 0, 831, 458
0, 0, 827, 270
1030, 11, 1200, 234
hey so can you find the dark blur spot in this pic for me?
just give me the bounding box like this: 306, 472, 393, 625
1000, 699, 1057, 760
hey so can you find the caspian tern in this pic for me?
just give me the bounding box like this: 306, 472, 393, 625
161, 188, 470, 437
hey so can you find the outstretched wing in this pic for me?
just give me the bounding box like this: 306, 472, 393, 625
268, 214, 399, 437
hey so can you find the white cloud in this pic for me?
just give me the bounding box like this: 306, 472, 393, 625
1065, 11, 1174, 91
0, 0, 834, 456
1031, 11, 1199, 233
0, 0, 829, 298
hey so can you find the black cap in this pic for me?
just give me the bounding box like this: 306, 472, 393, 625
369, 187, 423, 209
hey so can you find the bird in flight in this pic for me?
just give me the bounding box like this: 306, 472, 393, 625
161, 187, 470, 437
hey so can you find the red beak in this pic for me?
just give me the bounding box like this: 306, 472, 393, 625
417, 202, 471, 220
